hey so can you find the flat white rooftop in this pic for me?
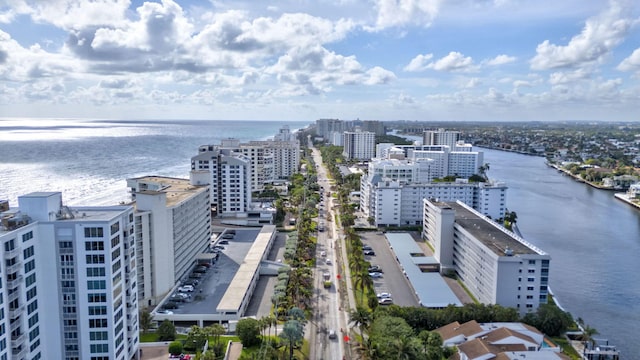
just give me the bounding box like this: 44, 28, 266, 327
385, 232, 462, 308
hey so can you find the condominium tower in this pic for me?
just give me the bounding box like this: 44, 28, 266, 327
126, 176, 211, 307
0, 192, 139, 360
423, 199, 550, 315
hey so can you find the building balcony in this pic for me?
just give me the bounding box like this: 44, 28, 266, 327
9, 305, 24, 319
4, 248, 20, 259
11, 346, 27, 359
11, 333, 26, 345
6, 275, 23, 289
5, 262, 21, 274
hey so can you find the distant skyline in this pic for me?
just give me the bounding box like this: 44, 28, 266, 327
1, 0, 639, 122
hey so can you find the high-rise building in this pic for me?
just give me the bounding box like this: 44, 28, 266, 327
190, 148, 252, 217
343, 131, 376, 160
126, 176, 211, 306
0, 192, 139, 360
423, 199, 550, 315
423, 129, 461, 148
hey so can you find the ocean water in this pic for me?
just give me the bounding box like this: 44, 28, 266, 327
0, 119, 310, 206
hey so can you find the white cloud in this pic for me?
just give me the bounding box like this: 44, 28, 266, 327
426, 52, 477, 72
465, 78, 481, 88
486, 54, 516, 66
24, 0, 131, 30
403, 53, 434, 72
530, 0, 634, 70
617, 48, 640, 73
548, 69, 591, 85
371, 0, 441, 30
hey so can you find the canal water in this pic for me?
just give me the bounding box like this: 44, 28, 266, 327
484, 148, 640, 358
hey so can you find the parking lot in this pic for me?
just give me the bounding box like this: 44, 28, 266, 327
359, 231, 420, 307
158, 228, 262, 317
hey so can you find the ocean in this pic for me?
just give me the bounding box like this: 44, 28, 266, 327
0, 119, 310, 206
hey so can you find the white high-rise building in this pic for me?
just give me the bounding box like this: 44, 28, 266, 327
0, 192, 139, 360
423, 199, 550, 315
126, 176, 211, 306
361, 177, 506, 226
191, 147, 252, 217
343, 131, 375, 160
423, 129, 461, 148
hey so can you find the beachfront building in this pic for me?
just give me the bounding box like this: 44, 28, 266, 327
343, 131, 376, 160
0, 192, 139, 360
126, 176, 211, 307
423, 199, 551, 315
361, 178, 507, 226
316, 118, 348, 140
190, 147, 253, 217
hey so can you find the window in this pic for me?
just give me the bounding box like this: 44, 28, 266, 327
23, 246, 35, 259
528, 260, 536, 265
28, 314, 39, 328
110, 222, 120, 235
90, 331, 109, 341
26, 273, 36, 287
85, 227, 104, 238
527, 277, 535, 282
85, 241, 104, 251
27, 300, 38, 314
88, 306, 107, 316
89, 319, 108, 328
27, 287, 37, 301
527, 286, 534, 291
528, 269, 535, 273
24, 259, 36, 273
88, 293, 107, 303
90, 343, 109, 353
87, 267, 106, 277
87, 280, 106, 290
86, 255, 105, 264
22, 231, 33, 242
110, 236, 120, 249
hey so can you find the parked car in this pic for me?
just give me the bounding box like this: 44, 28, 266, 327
184, 279, 199, 286
368, 265, 382, 273
213, 245, 225, 250
157, 309, 173, 315
364, 250, 376, 256
218, 240, 229, 245
227, 229, 236, 235
193, 266, 208, 274
378, 298, 393, 305
320, 251, 327, 257
369, 272, 383, 278
170, 295, 187, 303
178, 285, 194, 292
163, 301, 179, 309
376, 292, 391, 299
222, 233, 234, 239
328, 330, 337, 339
362, 245, 373, 251
325, 258, 332, 265
189, 273, 203, 279
198, 262, 212, 268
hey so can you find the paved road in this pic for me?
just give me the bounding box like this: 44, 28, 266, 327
309, 142, 345, 360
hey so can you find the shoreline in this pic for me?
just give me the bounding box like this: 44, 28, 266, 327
545, 162, 622, 191
614, 193, 640, 210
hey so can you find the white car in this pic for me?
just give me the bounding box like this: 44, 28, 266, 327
378, 298, 393, 305
320, 251, 327, 257
157, 309, 173, 315
369, 272, 383, 278
325, 258, 332, 265
178, 285, 194, 292
376, 292, 391, 299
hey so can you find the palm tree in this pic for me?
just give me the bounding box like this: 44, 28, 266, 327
392, 336, 415, 360
349, 306, 372, 344
580, 325, 599, 347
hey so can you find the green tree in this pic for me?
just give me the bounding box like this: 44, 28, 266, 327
168, 341, 183, 356
236, 317, 261, 347
201, 350, 216, 360
521, 304, 573, 337
349, 306, 373, 344
206, 324, 227, 347
185, 325, 208, 351
157, 320, 177, 341
139, 308, 152, 334
279, 320, 304, 360
579, 325, 599, 346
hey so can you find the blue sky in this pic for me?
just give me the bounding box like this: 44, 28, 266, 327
1, 0, 639, 121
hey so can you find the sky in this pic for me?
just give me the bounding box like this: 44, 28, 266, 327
0, 0, 639, 122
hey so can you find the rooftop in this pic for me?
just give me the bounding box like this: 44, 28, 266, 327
127, 176, 208, 208
434, 201, 546, 256
385, 232, 462, 308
